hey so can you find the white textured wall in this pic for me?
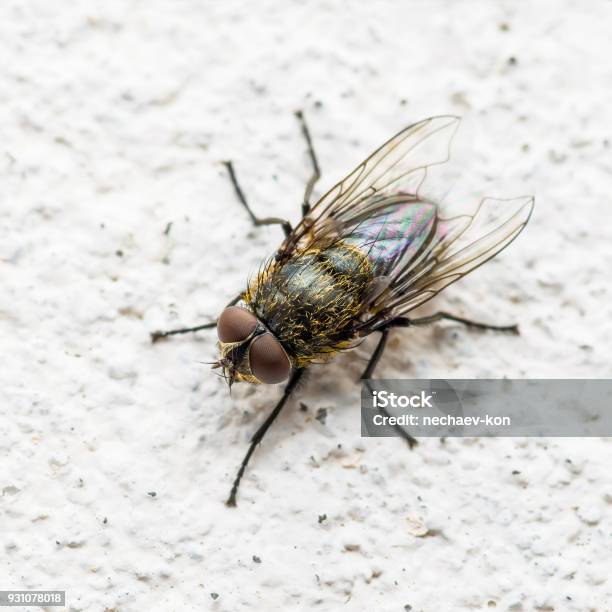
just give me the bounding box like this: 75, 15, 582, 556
1, 1, 611, 610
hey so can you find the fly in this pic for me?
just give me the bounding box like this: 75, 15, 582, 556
151, 112, 534, 506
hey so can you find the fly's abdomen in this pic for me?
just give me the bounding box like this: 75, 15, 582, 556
246, 243, 373, 365
343, 200, 439, 276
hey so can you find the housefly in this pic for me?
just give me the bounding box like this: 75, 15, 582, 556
152, 112, 534, 506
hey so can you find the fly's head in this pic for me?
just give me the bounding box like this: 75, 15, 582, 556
213, 306, 291, 388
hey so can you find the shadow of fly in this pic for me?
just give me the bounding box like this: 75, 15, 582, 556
151, 112, 534, 506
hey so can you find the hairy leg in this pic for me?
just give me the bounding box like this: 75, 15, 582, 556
226, 368, 305, 506
359, 328, 390, 380
222, 160, 292, 237
385, 312, 519, 335
150, 293, 242, 343
150, 321, 216, 343
294, 110, 321, 217
360, 329, 418, 448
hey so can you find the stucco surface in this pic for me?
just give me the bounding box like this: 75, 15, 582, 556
1, 1, 611, 610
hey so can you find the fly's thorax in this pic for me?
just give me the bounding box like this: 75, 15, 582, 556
245, 242, 375, 367
215, 306, 292, 385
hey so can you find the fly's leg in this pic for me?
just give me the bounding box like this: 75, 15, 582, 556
295, 110, 321, 217
360, 329, 418, 449
386, 312, 519, 335
150, 294, 242, 343
223, 161, 292, 237
151, 321, 216, 343
358, 309, 519, 446
226, 368, 305, 507
359, 328, 390, 380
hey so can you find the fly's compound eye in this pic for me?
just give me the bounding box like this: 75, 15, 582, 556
249, 333, 291, 384
217, 306, 258, 343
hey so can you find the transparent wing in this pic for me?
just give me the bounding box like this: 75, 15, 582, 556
279, 115, 461, 257
367, 195, 535, 321
275, 115, 533, 331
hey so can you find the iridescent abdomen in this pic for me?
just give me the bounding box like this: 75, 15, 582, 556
343, 199, 438, 276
